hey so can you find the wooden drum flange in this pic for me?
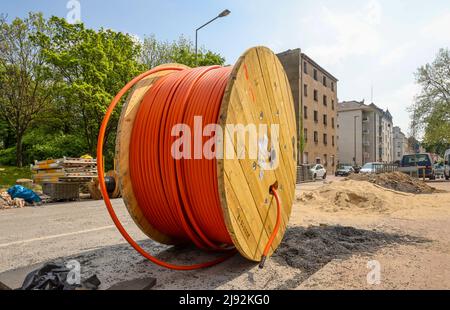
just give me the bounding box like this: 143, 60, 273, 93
217, 46, 297, 261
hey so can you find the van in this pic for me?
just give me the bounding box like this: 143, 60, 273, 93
444, 149, 450, 180
400, 153, 435, 180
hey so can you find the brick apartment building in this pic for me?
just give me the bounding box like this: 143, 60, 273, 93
277, 49, 338, 172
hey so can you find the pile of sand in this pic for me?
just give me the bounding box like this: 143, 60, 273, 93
347, 172, 436, 194
297, 180, 411, 213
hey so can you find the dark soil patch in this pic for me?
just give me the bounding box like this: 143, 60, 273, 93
273, 225, 429, 289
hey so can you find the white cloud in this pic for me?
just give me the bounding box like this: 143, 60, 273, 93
379, 42, 415, 66
304, 0, 383, 66
421, 11, 450, 41
376, 82, 421, 134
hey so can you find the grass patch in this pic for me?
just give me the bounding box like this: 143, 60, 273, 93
0, 166, 32, 189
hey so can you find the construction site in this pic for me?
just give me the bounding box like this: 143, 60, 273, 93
1, 163, 450, 290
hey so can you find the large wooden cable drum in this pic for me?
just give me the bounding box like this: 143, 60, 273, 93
113, 46, 297, 264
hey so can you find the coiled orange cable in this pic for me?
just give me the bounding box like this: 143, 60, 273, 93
97, 65, 281, 270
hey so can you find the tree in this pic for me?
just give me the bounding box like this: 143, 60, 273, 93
0, 13, 56, 166
140, 35, 174, 68
410, 48, 450, 154
36, 17, 144, 155
140, 35, 225, 69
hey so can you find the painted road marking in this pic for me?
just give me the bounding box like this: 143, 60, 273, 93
0, 225, 116, 248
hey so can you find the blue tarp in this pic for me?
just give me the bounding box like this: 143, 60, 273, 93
7, 185, 41, 204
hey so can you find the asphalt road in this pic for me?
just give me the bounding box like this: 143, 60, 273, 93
0, 199, 147, 273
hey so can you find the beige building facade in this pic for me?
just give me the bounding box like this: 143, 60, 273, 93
337, 100, 394, 166
393, 126, 408, 162
277, 49, 338, 172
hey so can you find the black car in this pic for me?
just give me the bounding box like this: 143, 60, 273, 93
335, 165, 355, 177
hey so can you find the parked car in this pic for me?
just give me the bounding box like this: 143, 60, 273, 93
359, 162, 380, 174
310, 164, 327, 180
434, 162, 445, 177
444, 149, 450, 180
335, 165, 355, 177
399, 153, 435, 180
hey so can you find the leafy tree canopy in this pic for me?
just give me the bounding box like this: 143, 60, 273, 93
411, 48, 450, 155
0, 13, 227, 167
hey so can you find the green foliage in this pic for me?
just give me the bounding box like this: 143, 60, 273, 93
0, 12, 57, 166
0, 13, 227, 167
0, 147, 16, 166
36, 17, 144, 155
23, 130, 87, 162
141, 35, 225, 68
411, 48, 450, 154
0, 166, 32, 188
0, 131, 87, 166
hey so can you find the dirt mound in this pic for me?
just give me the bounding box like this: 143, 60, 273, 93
297, 180, 399, 213
347, 172, 436, 194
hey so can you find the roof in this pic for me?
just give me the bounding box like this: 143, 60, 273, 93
276, 49, 339, 82
338, 100, 393, 122
301, 53, 339, 82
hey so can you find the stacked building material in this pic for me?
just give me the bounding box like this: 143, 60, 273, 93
32, 157, 97, 184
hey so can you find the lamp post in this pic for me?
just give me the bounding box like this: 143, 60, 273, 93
354, 115, 359, 166
195, 9, 230, 65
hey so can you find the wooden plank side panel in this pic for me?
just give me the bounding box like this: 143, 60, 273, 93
225, 85, 288, 242
218, 47, 296, 261
255, 47, 297, 218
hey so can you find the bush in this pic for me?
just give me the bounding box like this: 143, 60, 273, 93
0, 147, 16, 166
22, 131, 88, 163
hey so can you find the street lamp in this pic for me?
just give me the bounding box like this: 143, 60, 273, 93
195, 9, 231, 65
353, 115, 359, 166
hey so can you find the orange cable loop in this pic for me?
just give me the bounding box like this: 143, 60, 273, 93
97, 65, 281, 270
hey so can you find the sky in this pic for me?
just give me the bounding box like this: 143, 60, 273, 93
2, 0, 450, 135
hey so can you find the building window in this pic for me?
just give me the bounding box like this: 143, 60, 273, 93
303, 61, 307, 74
314, 131, 318, 143
303, 106, 308, 119
331, 81, 335, 92
323, 76, 327, 86
314, 90, 318, 101
323, 133, 328, 145
303, 152, 308, 164
332, 117, 335, 128
332, 100, 335, 110
314, 110, 318, 122
313, 69, 318, 81
304, 84, 308, 97
323, 114, 327, 126
304, 128, 308, 143
323, 95, 327, 106
324, 154, 328, 167
332, 136, 335, 146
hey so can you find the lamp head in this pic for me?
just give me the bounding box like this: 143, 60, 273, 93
218, 9, 231, 18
